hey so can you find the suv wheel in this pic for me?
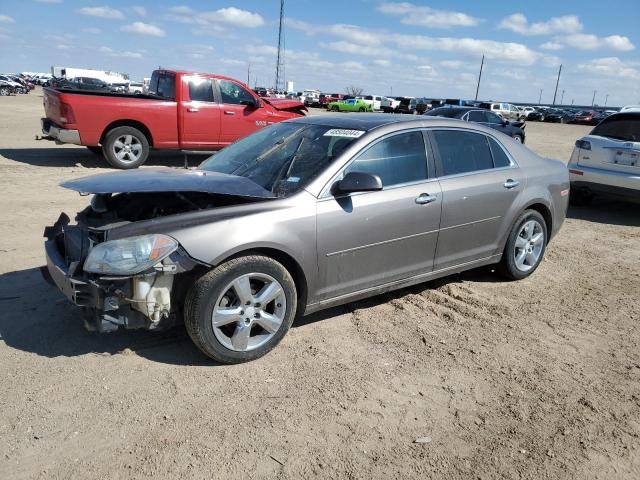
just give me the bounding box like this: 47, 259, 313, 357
184, 255, 297, 364
499, 210, 547, 280
513, 134, 524, 143
102, 126, 149, 169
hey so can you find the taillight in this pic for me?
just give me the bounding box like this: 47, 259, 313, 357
575, 139, 591, 150
59, 102, 76, 125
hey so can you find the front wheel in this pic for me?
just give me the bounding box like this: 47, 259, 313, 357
498, 210, 547, 280
513, 134, 524, 143
358, 107, 365, 112
102, 126, 149, 169
184, 255, 298, 364
0, 87, 9, 96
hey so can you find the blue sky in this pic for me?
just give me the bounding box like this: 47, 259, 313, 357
1, 1, 638, 106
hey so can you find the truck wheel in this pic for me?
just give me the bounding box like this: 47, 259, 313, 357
184, 255, 297, 364
86, 146, 103, 155
103, 126, 149, 169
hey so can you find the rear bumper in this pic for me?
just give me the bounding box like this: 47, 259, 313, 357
41, 118, 82, 145
568, 161, 640, 194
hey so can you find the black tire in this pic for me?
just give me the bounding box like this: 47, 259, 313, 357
358, 107, 365, 112
0, 87, 9, 96
513, 134, 524, 144
184, 255, 298, 364
569, 186, 594, 206
498, 209, 548, 280
102, 126, 149, 169
331, 105, 339, 112
86, 146, 103, 155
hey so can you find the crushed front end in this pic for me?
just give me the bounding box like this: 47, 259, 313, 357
42, 208, 200, 333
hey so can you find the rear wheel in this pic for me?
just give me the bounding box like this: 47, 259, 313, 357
498, 210, 547, 280
102, 126, 149, 169
184, 255, 297, 364
358, 107, 365, 112
0, 87, 9, 96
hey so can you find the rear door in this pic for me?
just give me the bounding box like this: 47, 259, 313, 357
216, 79, 268, 145
429, 129, 523, 270
180, 75, 221, 149
316, 130, 441, 300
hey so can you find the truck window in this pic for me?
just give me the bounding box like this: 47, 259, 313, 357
149, 71, 176, 100
188, 77, 214, 102
218, 79, 255, 105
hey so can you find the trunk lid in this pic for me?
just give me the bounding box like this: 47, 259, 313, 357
578, 135, 640, 173
61, 167, 275, 198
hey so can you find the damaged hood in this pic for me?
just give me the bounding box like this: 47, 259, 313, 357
261, 97, 307, 112
61, 167, 275, 198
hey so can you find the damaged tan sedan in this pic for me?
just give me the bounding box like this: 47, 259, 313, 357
43, 114, 569, 363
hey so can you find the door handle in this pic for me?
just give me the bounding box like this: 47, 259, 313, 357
187, 107, 199, 112
224, 111, 236, 115
503, 179, 520, 189
415, 193, 437, 205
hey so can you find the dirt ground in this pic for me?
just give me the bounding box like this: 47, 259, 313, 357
0, 89, 638, 480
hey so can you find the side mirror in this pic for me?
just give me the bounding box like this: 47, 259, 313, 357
333, 171, 383, 194
241, 98, 260, 108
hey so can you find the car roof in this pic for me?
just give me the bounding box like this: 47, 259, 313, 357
285, 113, 491, 132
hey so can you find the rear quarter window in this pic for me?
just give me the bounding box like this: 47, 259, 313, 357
432, 130, 494, 176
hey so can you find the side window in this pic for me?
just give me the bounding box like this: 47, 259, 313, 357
188, 77, 214, 102
155, 73, 176, 100
218, 79, 255, 105
488, 137, 511, 168
492, 104, 499, 110
467, 110, 486, 122
486, 112, 503, 124
344, 131, 427, 187
431, 130, 494, 176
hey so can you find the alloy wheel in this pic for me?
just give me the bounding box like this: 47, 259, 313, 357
513, 220, 544, 272
211, 273, 287, 352
112, 134, 142, 163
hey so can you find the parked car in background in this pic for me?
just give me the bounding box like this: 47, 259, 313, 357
57, 77, 111, 92
43, 113, 568, 363
568, 111, 639, 204
526, 108, 547, 122
570, 110, 601, 126
392, 97, 414, 114
620, 105, 640, 112
544, 109, 576, 124
127, 81, 144, 94
425, 106, 526, 143
521, 106, 537, 118
327, 98, 373, 112
409, 97, 430, 114
489, 103, 522, 121
0, 74, 25, 93
361, 95, 383, 111
380, 96, 400, 113
0, 78, 16, 96
41, 69, 307, 168
302, 89, 321, 107
320, 93, 345, 108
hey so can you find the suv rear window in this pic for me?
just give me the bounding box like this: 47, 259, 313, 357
590, 114, 640, 142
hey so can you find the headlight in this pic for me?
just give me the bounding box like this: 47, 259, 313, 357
84, 234, 178, 275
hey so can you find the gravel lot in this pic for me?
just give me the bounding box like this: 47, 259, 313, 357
1, 89, 638, 480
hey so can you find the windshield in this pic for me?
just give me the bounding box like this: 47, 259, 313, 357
199, 122, 362, 196
590, 114, 640, 142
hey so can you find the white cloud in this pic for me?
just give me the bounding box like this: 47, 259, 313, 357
131, 6, 146, 17
245, 45, 277, 56
378, 2, 481, 28
540, 41, 563, 51
121, 22, 165, 37
81, 27, 102, 34
169, 6, 195, 15
166, 6, 263, 31
211, 7, 264, 27
373, 59, 391, 67
560, 33, 635, 51
0, 15, 15, 23
322, 40, 395, 57
498, 13, 582, 36
577, 57, 640, 80
76, 6, 124, 20
99, 46, 144, 59
440, 60, 466, 69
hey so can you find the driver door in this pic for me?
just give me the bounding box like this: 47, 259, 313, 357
315, 130, 442, 301
216, 79, 268, 145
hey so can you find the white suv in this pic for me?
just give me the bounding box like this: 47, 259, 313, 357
568, 112, 639, 204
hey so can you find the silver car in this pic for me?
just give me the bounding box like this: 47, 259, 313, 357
43, 114, 569, 363
568, 111, 639, 204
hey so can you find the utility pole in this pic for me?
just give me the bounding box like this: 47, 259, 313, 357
552, 64, 562, 105
560, 89, 565, 105
474, 54, 484, 101
247, 63, 250, 85
390, 86, 393, 97
592, 89, 597, 106
274, 0, 285, 91
604, 94, 609, 107
539, 89, 543, 104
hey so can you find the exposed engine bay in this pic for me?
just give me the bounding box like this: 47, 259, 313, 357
43, 190, 260, 333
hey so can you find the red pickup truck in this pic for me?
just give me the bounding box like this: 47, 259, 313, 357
41, 69, 307, 168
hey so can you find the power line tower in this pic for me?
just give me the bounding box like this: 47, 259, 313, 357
274, 0, 285, 91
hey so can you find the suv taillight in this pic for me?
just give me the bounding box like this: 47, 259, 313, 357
575, 139, 591, 150
59, 102, 76, 125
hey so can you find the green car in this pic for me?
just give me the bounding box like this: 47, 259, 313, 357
327, 98, 373, 112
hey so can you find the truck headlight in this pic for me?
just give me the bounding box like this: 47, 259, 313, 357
84, 234, 178, 275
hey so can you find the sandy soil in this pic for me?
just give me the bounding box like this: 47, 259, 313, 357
1, 89, 638, 480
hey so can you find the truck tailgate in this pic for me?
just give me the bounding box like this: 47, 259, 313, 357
43, 88, 64, 125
